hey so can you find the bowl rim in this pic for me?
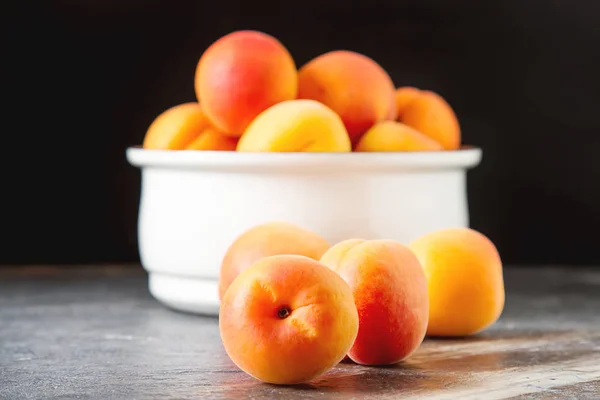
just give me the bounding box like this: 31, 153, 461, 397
126, 145, 482, 172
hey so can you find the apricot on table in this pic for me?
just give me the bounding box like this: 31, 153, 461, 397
143, 103, 211, 150
409, 228, 505, 337
219, 255, 359, 384
219, 221, 330, 300
398, 89, 461, 150
320, 239, 429, 365
298, 50, 396, 143
195, 30, 298, 136
186, 128, 238, 151
354, 121, 443, 152
236, 99, 351, 152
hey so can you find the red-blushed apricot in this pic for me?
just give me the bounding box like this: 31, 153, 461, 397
219, 221, 330, 300
409, 228, 505, 337
143, 103, 211, 150
219, 255, 359, 384
320, 239, 429, 365
319, 238, 365, 267
236, 100, 351, 152
186, 128, 238, 151
195, 30, 297, 136
354, 121, 443, 152
297, 50, 396, 143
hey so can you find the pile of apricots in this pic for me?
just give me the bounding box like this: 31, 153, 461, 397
219, 222, 505, 385
142, 30, 499, 385
143, 30, 461, 152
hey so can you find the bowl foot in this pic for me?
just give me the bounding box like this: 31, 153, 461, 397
148, 273, 220, 316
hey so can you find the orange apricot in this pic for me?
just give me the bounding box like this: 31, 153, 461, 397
409, 228, 505, 337
401, 90, 461, 150
195, 30, 298, 136
219, 222, 330, 300
236, 100, 351, 152
219, 255, 359, 384
394, 86, 422, 119
186, 128, 238, 151
354, 121, 443, 152
320, 239, 429, 365
298, 50, 396, 143
143, 103, 211, 150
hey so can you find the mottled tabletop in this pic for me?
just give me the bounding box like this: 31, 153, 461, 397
1, 265, 599, 399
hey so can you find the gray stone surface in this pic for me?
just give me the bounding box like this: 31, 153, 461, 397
1, 265, 599, 399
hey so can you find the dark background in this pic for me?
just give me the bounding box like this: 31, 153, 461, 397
4, 0, 600, 266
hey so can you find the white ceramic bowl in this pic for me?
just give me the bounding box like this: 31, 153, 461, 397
126, 147, 482, 315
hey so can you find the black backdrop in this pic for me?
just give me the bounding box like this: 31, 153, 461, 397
4, 0, 600, 266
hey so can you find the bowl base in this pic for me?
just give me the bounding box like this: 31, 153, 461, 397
149, 273, 220, 316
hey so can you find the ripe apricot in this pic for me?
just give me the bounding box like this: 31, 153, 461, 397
195, 30, 298, 136
219, 255, 359, 384
320, 239, 429, 365
394, 86, 422, 119
298, 50, 396, 143
400, 90, 461, 150
409, 228, 505, 337
219, 222, 330, 300
143, 103, 211, 150
236, 100, 351, 152
186, 128, 238, 151
354, 121, 443, 152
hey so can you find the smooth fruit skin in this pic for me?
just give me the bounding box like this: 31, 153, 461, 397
219, 222, 330, 300
143, 103, 211, 150
320, 239, 429, 365
219, 255, 359, 385
394, 87, 422, 119
236, 100, 351, 152
195, 30, 298, 136
401, 90, 461, 150
409, 228, 505, 337
186, 128, 238, 151
319, 238, 365, 268
298, 50, 396, 143
355, 121, 443, 152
